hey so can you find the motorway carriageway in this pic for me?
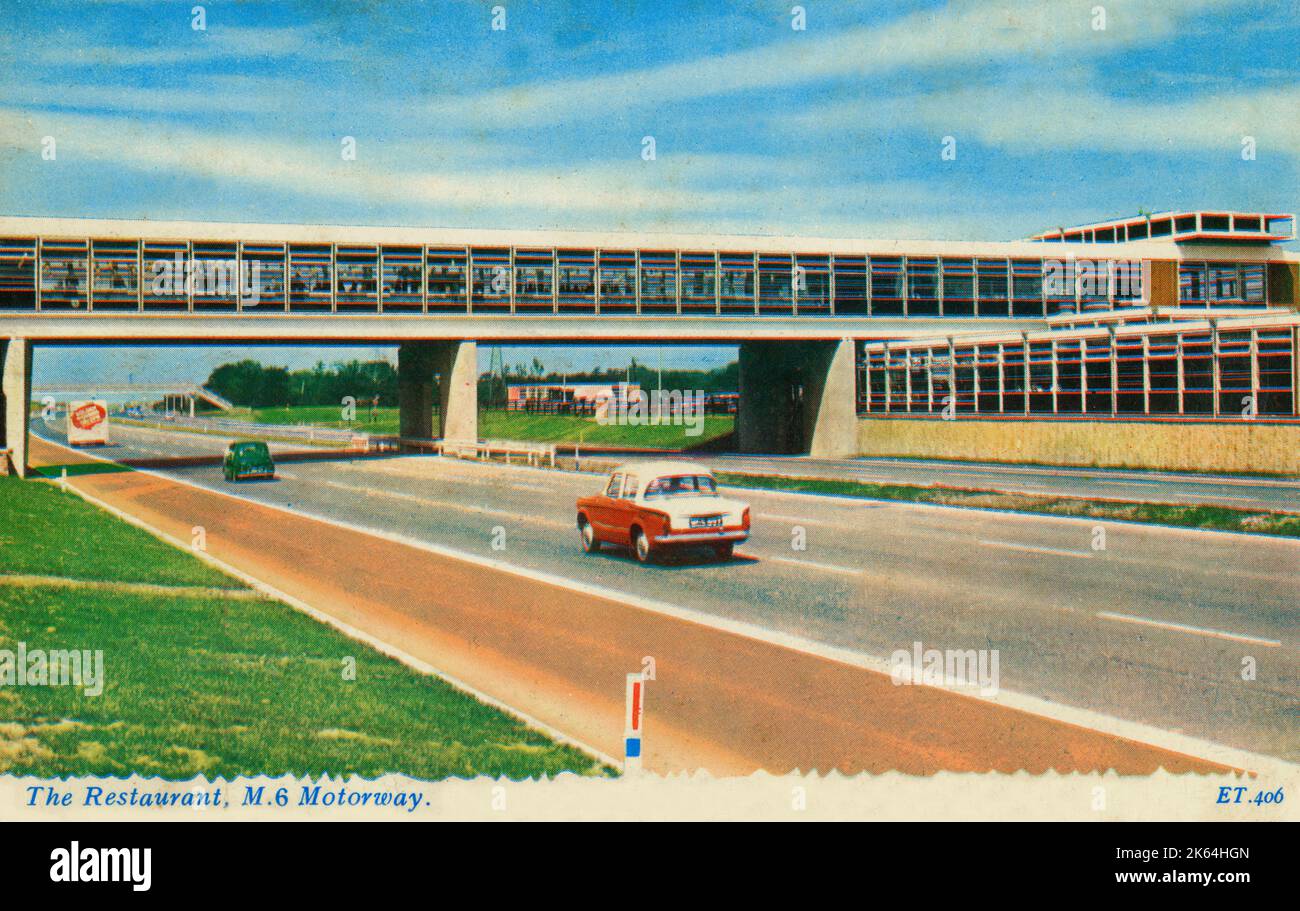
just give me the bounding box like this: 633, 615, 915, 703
697, 454, 1300, 515
29, 421, 1299, 773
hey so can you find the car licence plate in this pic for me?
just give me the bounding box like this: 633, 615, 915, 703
690, 515, 724, 528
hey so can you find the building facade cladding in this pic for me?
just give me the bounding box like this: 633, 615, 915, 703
0, 219, 1295, 317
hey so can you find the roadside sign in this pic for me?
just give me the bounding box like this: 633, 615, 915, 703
624, 672, 645, 774
66, 400, 110, 447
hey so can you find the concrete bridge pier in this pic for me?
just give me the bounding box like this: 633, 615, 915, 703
737, 338, 857, 458
1, 338, 33, 478
398, 340, 478, 444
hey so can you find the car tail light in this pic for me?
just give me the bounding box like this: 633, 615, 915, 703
742, 507, 750, 528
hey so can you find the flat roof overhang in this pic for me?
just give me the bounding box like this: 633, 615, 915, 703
2, 215, 1297, 263
0, 313, 1049, 344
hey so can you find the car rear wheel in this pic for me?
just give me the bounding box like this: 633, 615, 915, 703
632, 527, 654, 564
579, 519, 600, 554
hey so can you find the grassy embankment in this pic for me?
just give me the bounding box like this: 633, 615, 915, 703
714, 472, 1300, 538
0, 476, 611, 779
226, 404, 733, 448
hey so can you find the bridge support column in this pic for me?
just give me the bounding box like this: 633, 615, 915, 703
1, 338, 34, 478
737, 338, 857, 457
398, 341, 478, 444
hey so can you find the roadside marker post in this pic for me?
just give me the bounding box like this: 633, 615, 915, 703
624, 672, 645, 775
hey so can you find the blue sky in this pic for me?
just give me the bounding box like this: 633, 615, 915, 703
3, 0, 1296, 383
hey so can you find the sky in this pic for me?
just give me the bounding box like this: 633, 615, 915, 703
2, 0, 1296, 384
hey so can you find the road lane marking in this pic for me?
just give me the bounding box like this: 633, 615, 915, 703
756, 512, 841, 527
1096, 611, 1282, 648
43, 437, 1294, 776
760, 554, 862, 576
315, 477, 571, 529
979, 539, 1093, 559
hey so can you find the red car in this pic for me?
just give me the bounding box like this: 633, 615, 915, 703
576, 461, 750, 563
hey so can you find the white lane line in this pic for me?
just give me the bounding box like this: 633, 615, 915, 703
316, 477, 571, 530
1096, 611, 1283, 648
759, 554, 862, 576
756, 512, 841, 527
44, 437, 1296, 776
979, 539, 1093, 559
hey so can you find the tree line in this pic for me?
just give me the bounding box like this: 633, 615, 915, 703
205, 357, 740, 409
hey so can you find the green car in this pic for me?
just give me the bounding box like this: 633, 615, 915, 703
222, 441, 276, 481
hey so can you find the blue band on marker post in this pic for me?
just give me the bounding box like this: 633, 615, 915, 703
625, 737, 641, 758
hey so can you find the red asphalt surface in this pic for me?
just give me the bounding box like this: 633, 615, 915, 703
31, 436, 1229, 776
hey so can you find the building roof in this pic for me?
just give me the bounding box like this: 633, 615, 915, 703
2, 214, 1296, 262
1030, 211, 1295, 245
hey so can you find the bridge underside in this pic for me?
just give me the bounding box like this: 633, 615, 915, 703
1, 331, 869, 475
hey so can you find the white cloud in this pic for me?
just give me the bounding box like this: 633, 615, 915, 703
781, 82, 1300, 156
0, 106, 958, 235
422, 0, 1251, 126
22, 24, 345, 67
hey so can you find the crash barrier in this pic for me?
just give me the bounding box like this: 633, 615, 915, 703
432, 438, 557, 467
116, 414, 367, 448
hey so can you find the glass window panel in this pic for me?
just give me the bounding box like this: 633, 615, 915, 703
1208, 263, 1240, 305
1257, 329, 1294, 414
832, 255, 867, 314
795, 254, 831, 314
870, 255, 903, 316
143, 241, 189, 311
639, 250, 677, 314
1181, 332, 1214, 414
1028, 341, 1054, 412
288, 244, 333, 311
680, 252, 716, 313
1114, 335, 1145, 413
335, 245, 378, 312
1045, 259, 1076, 315
1242, 264, 1265, 304
1001, 341, 1026, 413
1055, 339, 1083, 413
514, 248, 554, 313
758, 253, 793, 315
598, 250, 637, 314
191, 242, 238, 312
718, 252, 755, 314
380, 245, 423, 312
1179, 262, 1207, 304
976, 259, 1008, 316
241, 243, 286, 312
1011, 259, 1044, 317
1217, 330, 1252, 414
1083, 336, 1113, 414
91, 240, 140, 310
906, 257, 939, 316
40, 239, 89, 310
556, 249, 595, 314
0, 238, 36, 310
426, 247, 468, 312
471, 247, 512, 312
941, 258, 974, 316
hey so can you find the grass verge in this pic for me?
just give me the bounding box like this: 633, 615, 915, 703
715, 472, 1300, 538
0, 476, 612, 779
226, 405, 733, 448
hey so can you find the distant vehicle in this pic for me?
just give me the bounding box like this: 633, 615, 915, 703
223, 441, 276, 482
576, 461, 749, 563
